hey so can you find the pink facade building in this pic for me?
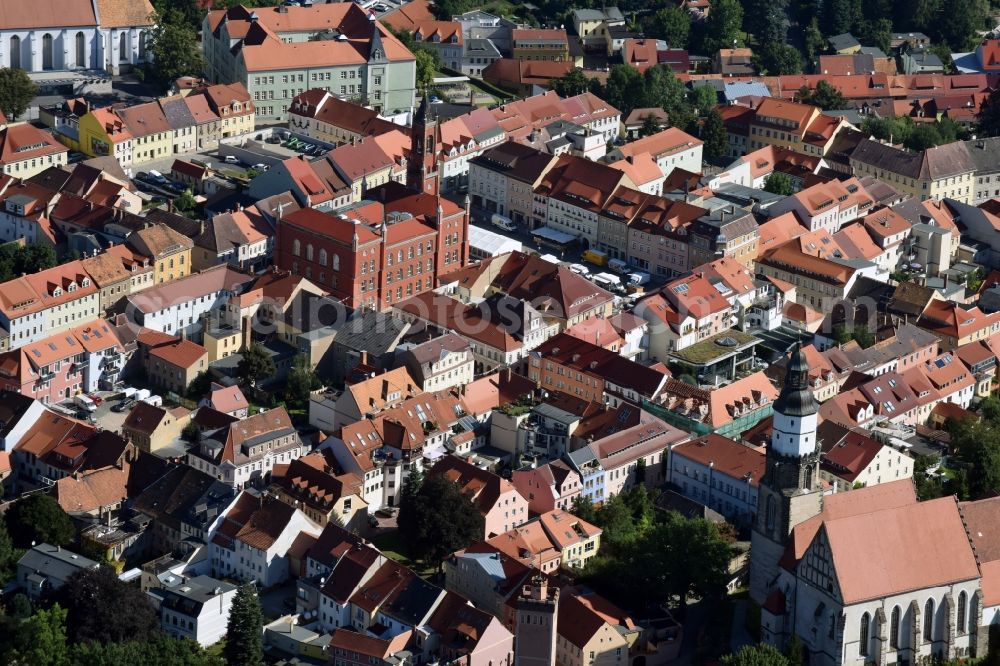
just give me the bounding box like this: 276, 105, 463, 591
512, 460, 581, 515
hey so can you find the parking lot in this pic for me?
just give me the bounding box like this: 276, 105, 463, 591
54, 390, 132, 434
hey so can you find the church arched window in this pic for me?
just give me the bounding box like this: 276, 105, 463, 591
765, 496, 776, 532
306, 244, 314, 261
958, 591, 967, 635
860, 613, 870, 656
924, 599, 934, 641
318, 249, 327, 266
890, 606, 900, 648
332, 254, 340, 271
292, 239, 301, 256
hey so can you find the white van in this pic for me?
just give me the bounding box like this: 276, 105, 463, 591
74, 394, 97, 412
627, 271, 650, 286
608, 258, 629, 274
491, 213, 517, 232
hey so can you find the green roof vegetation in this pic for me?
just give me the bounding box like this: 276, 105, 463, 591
670, 329, 760, 365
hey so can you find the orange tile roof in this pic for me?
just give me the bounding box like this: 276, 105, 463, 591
0, 0, 96, 29
149, 339, 207, 369
0, 124, 68, 165
672, 433, 765, 486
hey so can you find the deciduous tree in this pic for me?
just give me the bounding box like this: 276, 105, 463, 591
5, 495, 75, 548
644, 6, 691, 48
721, 644, 791, 666
60, 566, 158, 644
763, 172, 794, 196
145, 11, 205, 89
397, 472, 484, 569
551, 68, 591, 97
0, 68, 38, 121
237, 343, 275, 388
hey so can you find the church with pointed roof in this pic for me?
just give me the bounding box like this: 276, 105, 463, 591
749, 343, 1000, 666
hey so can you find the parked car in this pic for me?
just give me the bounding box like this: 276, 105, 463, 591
222, 155, 240, 164
167, 181, 187, 193
251, 163, 269, 172
112, 398, 135, 413
376, 507, 397, 518
89, 394, 103, 406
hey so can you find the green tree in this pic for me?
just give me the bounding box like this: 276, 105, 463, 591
5, 495, 76, 548
763, 172, 795, 196
936, 0, 988, 49
950, 420, 1000, 499
224, 584, 264, 666
644, 6, 691, 48
821, 0, 861, 36
571, 495, 598, 523
640, 114, 662, 137
182, 420, 202, 442
688, 85, 718, 117
803, 18, 825, 65
173, 190, 197, 212
0, 519, 17, 586
694, 0, 744, 54
551, 68, 591, 97
397, 471, 485, 569
721, 643, 791, 666
978, 85, 1000, 137
754, 43, 803, 75
794, 80, 847, 110
7, 603, 69, 666
701, 108, 729, 159
0, 68, 38, 121
786, 635, 805, 666
59, 566, 158, 644
69, 633, 223, 666
414, 49, 439, 90
20, 244, 57, 274
905, 123, 944, 151
236, 343, 275, 388
747, 0, 790, 45
861, 18, 893, 55
595, 494, 642, 550
284, 353, 320, 408
145, 11, 205, 89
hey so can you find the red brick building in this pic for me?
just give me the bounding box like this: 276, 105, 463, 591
275, 184, 469, 310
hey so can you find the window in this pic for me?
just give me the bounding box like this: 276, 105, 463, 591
924, 599, 934, 641
76, 31, 86, 67
319, 249, 327, 266
890, 606, 900, 648
860, 612, 870, 656
958, 591, 967, 635
332, 254, 340, 271
292, 239, 301, 256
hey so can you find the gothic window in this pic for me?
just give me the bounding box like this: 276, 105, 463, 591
333, 254, 340, 271
76, 32, 86, 68
306, 244, 314, 261
10, 35, 20, 70
292, 239, 301, 256
924, 599, 934, 641
860, 613, 870, 657
42, 34, 54, 70
765, 495, 776, 532
138, 31, 146, 60
119, 33, 127, 62
890, 606, 900, 648
319, 249, 327, 266
958, 591, 967, 635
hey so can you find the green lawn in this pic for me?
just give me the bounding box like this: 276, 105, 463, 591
372, 531, 437, 578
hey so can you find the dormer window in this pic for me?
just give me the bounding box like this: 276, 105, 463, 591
81, 277, 90, 287
67, 282, 77, 292
52, 287, 62, 297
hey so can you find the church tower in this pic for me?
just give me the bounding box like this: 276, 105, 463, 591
407, 94, 440, 195
749, 342, 823, 604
